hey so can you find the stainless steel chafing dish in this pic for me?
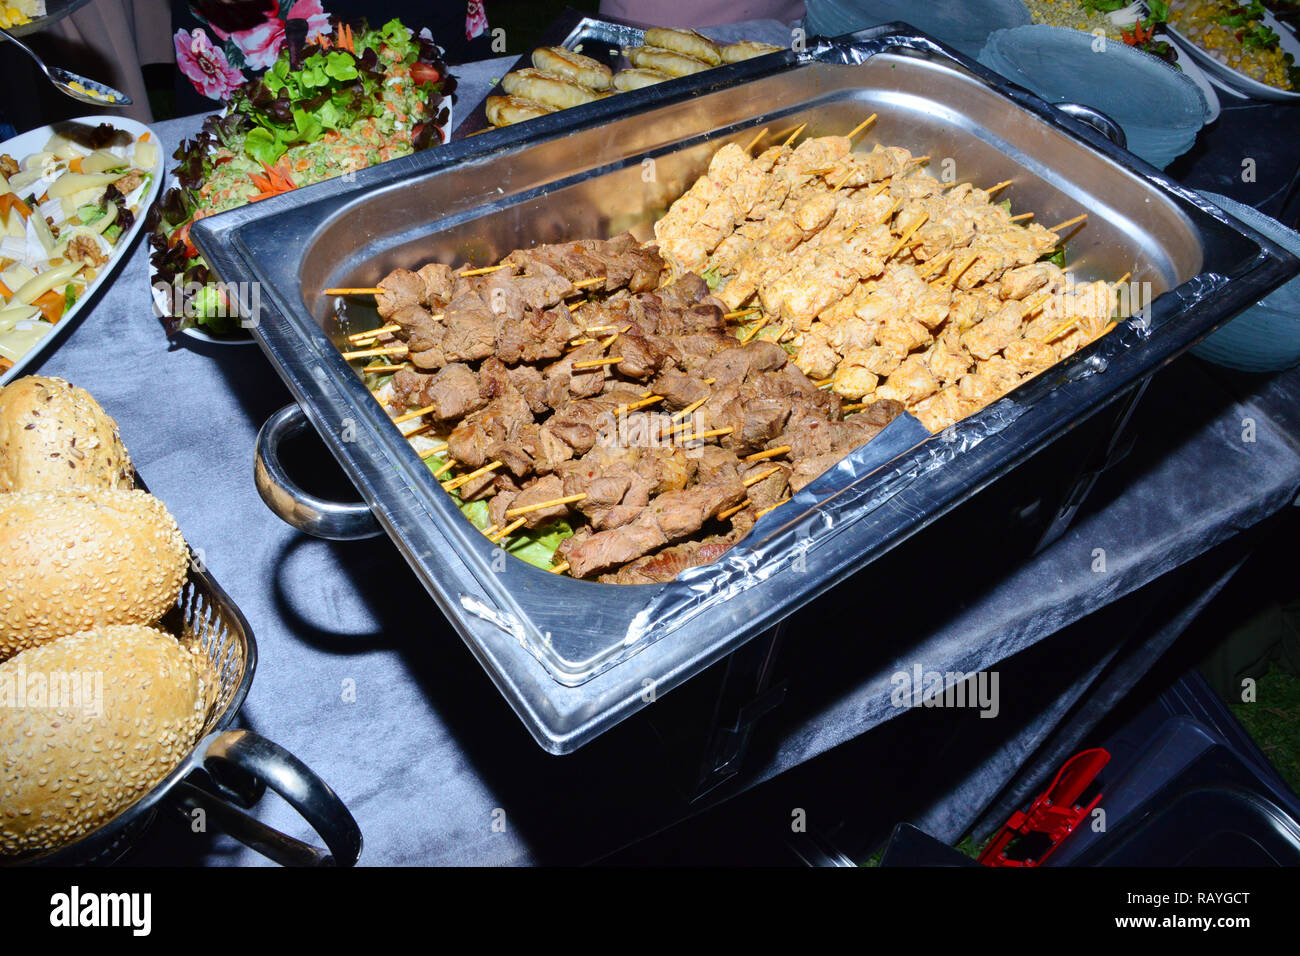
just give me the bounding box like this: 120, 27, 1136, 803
192, 26, 1299, 753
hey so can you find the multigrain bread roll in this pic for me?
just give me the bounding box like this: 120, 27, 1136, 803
627, 45, 712, 78
721, 40, 783, 63
531, 46, 613, 91
0, 489, 189, 660
612, 68, 672, 92
0, 625, 205, 856
643, 27, 722, 66
500, 68, 605, 109
0, 376, 133, 492
485, 94, 557, 127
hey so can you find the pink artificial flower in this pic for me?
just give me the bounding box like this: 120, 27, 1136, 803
226, 19, 286, 70
466, 0, 488, 40
216, 0, 332, 71
174, 28, 246, 100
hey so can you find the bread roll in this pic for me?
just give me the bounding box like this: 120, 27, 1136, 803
643, 28, 722, 66
485, 94, 558, 127
627, 46, 712, 79
0, 489, 189, 660
531, 46, 613, 91
0, 376, 133, 492
721, 41, 784, 63
501, 68, 604, 109
0, 625, 205, 855
613, 68, 672, 92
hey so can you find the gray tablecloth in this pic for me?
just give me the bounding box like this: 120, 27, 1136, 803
25, 49, 1300, 865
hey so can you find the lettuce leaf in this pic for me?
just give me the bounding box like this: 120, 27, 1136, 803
422, 455, 572, 569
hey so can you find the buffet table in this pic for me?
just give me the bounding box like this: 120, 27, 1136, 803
29, 51, 1300, 865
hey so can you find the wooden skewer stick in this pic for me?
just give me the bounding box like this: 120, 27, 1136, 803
671, 395, 710, 421
419, 444, 448, 458
432, 459, 457, 478
918, 250, 955, 279
348, 323, 399, 342
743, 466, 782, 488
846, 113, 878, 141
484, 524, 500, 537
459, 264, 509, 277
937, 251, 980, 289
342, 345, 407, 361
756, 497, 790, 518
404, 423, 435, 439
550, 561, 570, 575
744, 445, 791, 462
718, 501, 749, 521
572, 276, 607, 289
814, 377, 834, 388
1008, 212, 1034, 223
888, 211, 929, 259
488, 517, 528, 543
617, 395, 665, 414
724, 307, 761, 321
572, 356, 622, 369
362, 363, 408, 374
830, 168, 856, 194
745, 127, 770, 153
685, 427, 734, 441
740, 315, 772, 344
875, 197, 902, 225
907, 155, 931, 167
442, 460, 503, 492
841, 402, 872, 413
780, 122, 808, 148
325, 287, 383, 295
391, 403, 436, 425
504, 492, 589, 519
1048, 213, 1087, 234
985, 180, 1012, 196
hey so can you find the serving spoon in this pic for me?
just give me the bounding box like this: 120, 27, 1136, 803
0, 26, 132, 106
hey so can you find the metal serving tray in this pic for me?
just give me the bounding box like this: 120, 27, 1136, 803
193, 26, 1298, 753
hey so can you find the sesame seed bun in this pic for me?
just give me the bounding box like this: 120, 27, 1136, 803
0, 625, 205, 856
0, 376, 134, 493
0, 489, 189, 661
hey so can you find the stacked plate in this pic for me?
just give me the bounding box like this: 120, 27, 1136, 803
978, 26, 1209, 169
804, 0, 1031, 58
1189, 193, 1300, 373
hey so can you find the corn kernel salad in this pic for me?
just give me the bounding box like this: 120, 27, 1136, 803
1169, 0, 1299, 90
1023, 0, 1133, 37
0, 0, 45, 29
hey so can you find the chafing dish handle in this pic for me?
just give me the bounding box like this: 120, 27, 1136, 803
1054, 102, 1127, 150
255, 404, 382, 540
173, 729, 364, 867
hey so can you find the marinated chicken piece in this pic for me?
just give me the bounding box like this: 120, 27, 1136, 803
876, 354, 939, 405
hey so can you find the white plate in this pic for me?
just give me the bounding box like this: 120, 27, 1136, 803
1, 115, 163, 385
1165, 5, 1300, 102
155, 94, 453, 347
1164, 34, 1223, 122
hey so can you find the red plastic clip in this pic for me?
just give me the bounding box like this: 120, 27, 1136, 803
978, 747, 1110, 867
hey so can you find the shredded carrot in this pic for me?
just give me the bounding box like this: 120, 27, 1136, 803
139, 131, 150, 142
0, 280, 11, 297
0, 194, 32, 220
0, 356, 12, 372
69, 156, 83, 173
33, 289, 65, 324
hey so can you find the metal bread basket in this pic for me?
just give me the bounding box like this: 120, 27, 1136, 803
3, 553, 363, 867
